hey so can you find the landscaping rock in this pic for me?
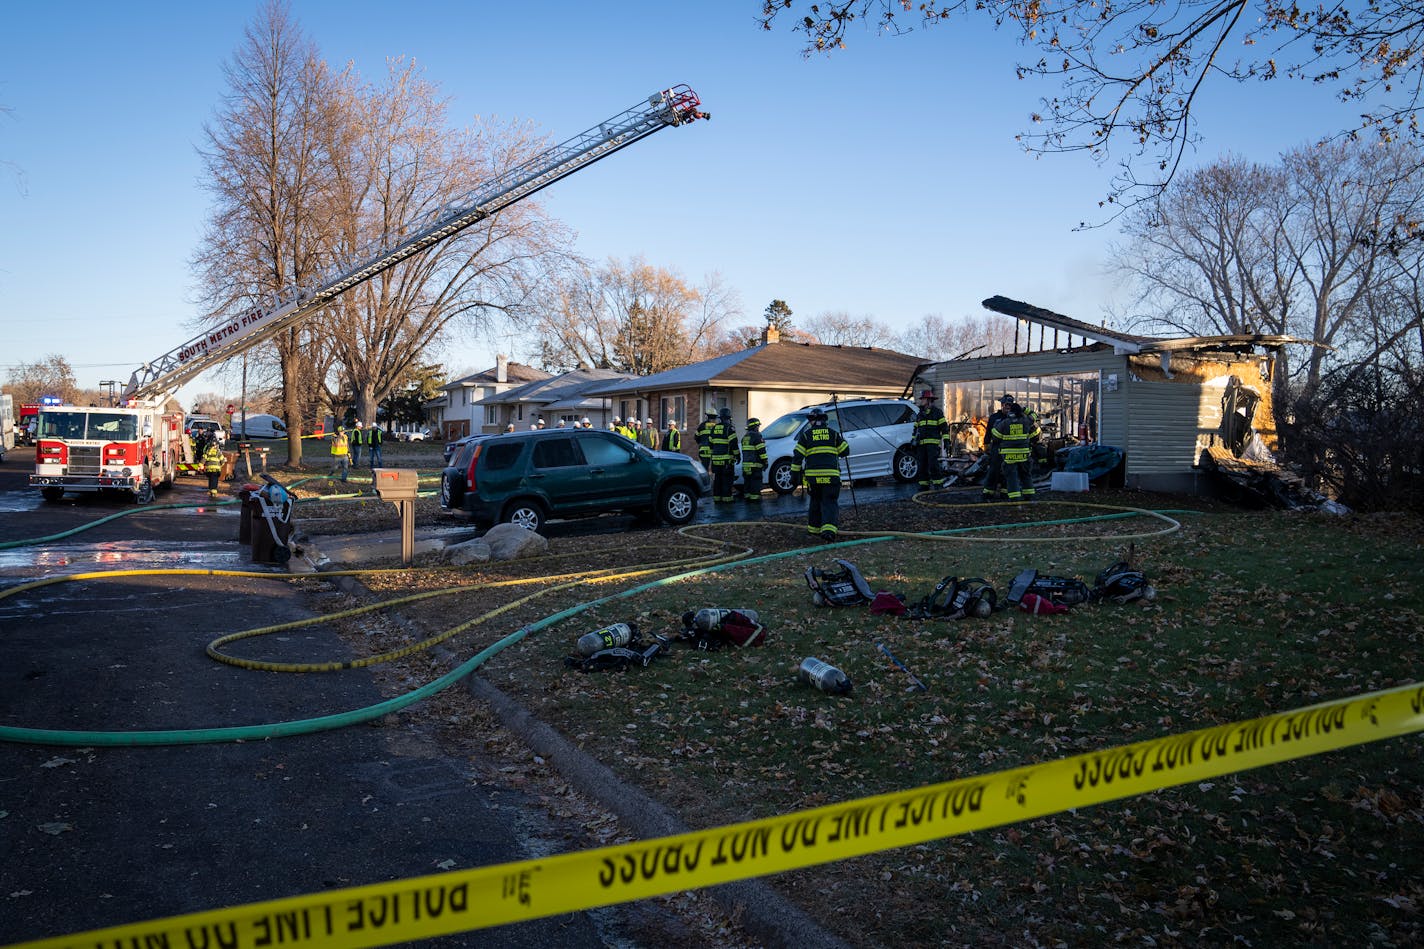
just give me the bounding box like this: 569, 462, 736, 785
446, 538, 492, 565
485, 523, 549, 560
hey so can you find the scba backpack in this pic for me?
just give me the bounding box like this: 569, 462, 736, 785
804, 559, 875, 607
1006, 569, 1094, 609
1094, 561, 1156, 603
678, 609, 767, 650
909, 576, 998, 620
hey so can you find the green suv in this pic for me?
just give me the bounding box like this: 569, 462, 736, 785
442, 428, 711, 531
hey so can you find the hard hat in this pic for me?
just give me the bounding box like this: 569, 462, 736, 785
808, 406, 828, 420
718, 407, 731, 419
999, 394, 1015, 404
669, 420, 678, 427
705, 410, 718, 418
645, 417, 654, 424
613, 416, 621, 423
747, 417, 760, 427
581, 417, 590, 425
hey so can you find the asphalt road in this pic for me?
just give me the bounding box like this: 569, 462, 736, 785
0, 461, 695, 947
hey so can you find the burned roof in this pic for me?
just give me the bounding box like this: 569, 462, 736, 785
982, 295, 1311, 356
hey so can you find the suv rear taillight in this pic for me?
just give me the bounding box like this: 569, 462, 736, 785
466, 444, 482, 491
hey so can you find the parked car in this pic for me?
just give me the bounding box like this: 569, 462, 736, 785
742, 397, 921, 494
440, 428, 710, 531
396, 428, 430, 442
443, 433, 485, 465
184, 415, 227, 446
230, 413, 288, 440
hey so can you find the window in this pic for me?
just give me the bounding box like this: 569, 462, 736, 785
660, 395, 685, 430
836, 406, 878, 432
480, 441, 522, 471
580, 434, 635, 467
532, 437, 581, 469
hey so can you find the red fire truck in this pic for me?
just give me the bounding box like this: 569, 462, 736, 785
30, 402, 183, 502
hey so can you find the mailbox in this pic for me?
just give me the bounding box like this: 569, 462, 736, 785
372, 468, 419, 501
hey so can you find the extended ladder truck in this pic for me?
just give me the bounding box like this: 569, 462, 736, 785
31, 86, 708, 503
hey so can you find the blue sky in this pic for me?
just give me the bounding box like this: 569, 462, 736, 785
0, 1, 1360, 409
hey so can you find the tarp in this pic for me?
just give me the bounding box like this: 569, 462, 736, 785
1055, 444, 1124, 480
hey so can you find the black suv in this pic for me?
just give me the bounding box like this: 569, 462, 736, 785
440, 428, 711, 531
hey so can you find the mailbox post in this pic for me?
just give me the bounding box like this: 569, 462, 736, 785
371, 468, 420, 564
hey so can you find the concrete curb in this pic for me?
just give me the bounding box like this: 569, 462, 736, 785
304, 544, 848, 949
467, 674, 851, 949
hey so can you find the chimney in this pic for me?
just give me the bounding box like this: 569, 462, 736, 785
496, 354, 508, 383
761, 325, 780, 345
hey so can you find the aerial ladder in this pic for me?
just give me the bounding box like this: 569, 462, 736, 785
122, 85, 709, 403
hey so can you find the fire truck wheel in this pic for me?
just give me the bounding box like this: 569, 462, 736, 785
41, 487, 64, 502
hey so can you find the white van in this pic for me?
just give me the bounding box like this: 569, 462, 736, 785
232, 413, 288, 439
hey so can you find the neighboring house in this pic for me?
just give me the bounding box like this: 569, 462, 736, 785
910, 296, 1310, 493
584, 327, 926, 450
478, 368, 631, 430
435, 356, 551, 441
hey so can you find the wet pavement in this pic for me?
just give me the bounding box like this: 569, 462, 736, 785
0, 463, 700, 947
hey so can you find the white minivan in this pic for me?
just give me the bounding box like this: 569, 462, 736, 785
232, 413, 288, 439
741, 397, 922, 494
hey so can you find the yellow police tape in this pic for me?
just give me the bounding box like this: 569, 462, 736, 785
13, 682, 1423, 949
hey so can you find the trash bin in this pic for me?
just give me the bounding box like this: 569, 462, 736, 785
251, 482, 295, 565
237, 483, 262, 544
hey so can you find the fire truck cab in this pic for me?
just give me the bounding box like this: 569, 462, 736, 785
30, 402, 182, 502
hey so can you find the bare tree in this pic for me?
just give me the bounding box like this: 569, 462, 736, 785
760, 1, 1424, 213
529, 256, 721, 375
4, 354, 79, 404
895, 313, 1015, 361
320, 59, 574, 424
800, 310, 899, 347
193, 0, 339, 465
1118, 142, 1424, 405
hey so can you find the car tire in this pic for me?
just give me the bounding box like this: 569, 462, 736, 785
657, 483, 698, 525
439, 474, 462, 510
769, 459, 795, 495
893, 448, 920, 483
501, 498, 545, 532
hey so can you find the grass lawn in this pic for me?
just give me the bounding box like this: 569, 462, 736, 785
317, 484, 1423, 945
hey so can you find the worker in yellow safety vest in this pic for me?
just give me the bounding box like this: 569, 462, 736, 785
201, 438, 225, 499
329, 426, 350, 482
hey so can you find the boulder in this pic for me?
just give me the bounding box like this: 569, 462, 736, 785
484, 523, 549, 560
446, 538, 491, 566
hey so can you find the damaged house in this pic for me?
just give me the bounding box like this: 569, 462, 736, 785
910, 296, 1311, 497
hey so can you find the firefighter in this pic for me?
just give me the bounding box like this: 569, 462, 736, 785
740, 417, 767, 501
709, 408, 740, 502
329, 425, 350, 482
201, 437, 225, 499
991, 401, 1037, 502
981, 394, 1014, 500
912, 388, 948, 489
791, 406, 849, 540
664, 419, 682, 452
367, 422, 383, 468
350, 421, 364, 466
637, 417, 660, 451
695, 410, 717, 467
